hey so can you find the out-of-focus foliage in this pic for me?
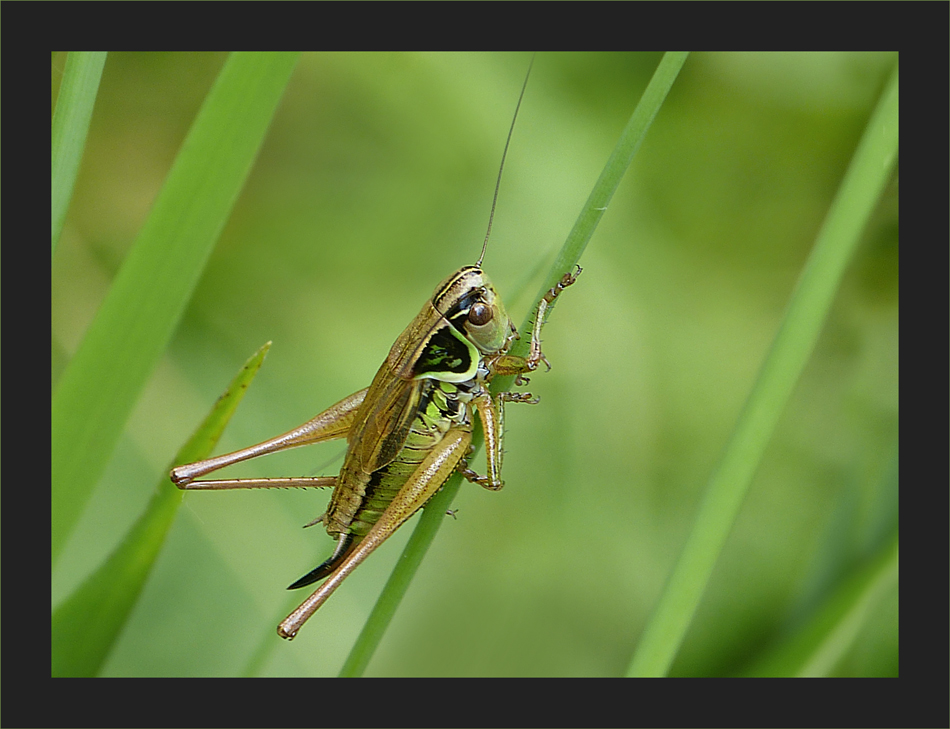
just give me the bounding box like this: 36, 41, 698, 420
52, 52, 897, 676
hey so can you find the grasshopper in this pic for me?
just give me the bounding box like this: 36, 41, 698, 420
170, 61, 579, 640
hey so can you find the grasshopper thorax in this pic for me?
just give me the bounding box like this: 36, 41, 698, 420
433, 265, 512, 356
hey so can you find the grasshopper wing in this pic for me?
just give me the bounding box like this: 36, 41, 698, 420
348, 361, 426, 475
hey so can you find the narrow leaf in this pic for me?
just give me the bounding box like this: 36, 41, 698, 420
52, 51, 108, 257
743, 532, 898, 677
626, 61, 899, 677
52, 53, 300, 566
52, 343, 271, 677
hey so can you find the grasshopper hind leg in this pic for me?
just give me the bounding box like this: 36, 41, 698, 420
287, 532, 357, 590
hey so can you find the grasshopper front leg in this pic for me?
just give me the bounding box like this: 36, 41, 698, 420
460, 266, 582, 490
170, 387, 368, 489
487, 266, 582, 378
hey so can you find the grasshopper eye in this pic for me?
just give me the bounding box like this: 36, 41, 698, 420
468, 302, 493, 326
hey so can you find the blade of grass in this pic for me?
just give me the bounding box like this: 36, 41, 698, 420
792, 533, 898, 678
52, 343, 272, 677
51, 53, 300, 567
743, 531, 898, 677
743, 438, 898, 676
626, 61, 899, 677
338, 52, 691, 677
52, 51, 108, 258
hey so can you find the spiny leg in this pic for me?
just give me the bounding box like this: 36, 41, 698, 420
459, 269, 580, 489
487, 266, 582, 378
524, 265, 582, 371
457, 392, 540, 490
278, 427, 472, 639
177, 476, 336, 490
170, 387, 368, 487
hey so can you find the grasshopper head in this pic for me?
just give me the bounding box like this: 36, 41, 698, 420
434, 266, 512, 355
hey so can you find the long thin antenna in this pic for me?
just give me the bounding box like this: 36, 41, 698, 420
476, 54, 535, 268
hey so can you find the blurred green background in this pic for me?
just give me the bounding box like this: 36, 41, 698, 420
51, 52, 897, 676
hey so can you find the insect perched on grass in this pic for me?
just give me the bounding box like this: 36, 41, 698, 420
170, 60, 580, 640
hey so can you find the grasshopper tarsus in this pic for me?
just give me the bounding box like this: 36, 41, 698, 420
541, 265, 582, 308
519, 266, 582, 373
457, 464, 504, 491
500, 391, 539, 406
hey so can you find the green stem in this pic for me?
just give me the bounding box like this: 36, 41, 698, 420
52, 343, 272, 676
339, 52, 690, 677
51, 53, 300, 566
626, 61, 898, 677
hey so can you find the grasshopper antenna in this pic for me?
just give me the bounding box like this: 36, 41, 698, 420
477, 54, 535, 268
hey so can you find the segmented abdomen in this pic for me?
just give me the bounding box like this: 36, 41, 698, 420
329, 379, 473, 538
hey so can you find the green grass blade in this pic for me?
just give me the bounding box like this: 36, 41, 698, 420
626, 61, 899, 677
743, 531, 898, 677
51, 53, 300, 567
52, 343, 271, 677
742, 439, 898, 676
504, 51, 691, 381
339, 52, 691, 677
51, 51, 107, 258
